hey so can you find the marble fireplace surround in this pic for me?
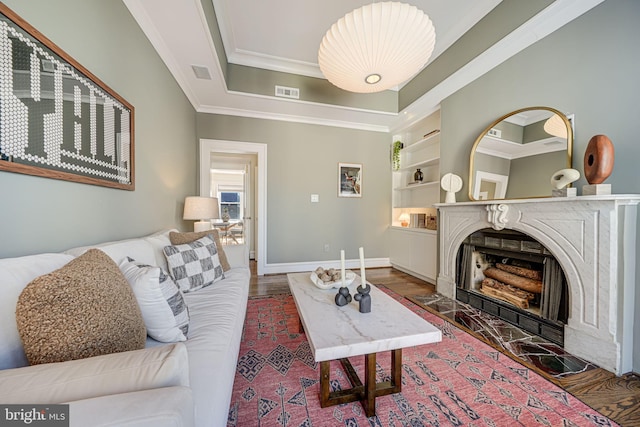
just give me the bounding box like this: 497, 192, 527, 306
436, 195, 640, 375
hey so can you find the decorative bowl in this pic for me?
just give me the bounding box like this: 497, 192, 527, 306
310, 271, 356, 290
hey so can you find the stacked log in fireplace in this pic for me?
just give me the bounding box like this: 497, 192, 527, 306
456, 229, 568, 345
481, 264, 541, 309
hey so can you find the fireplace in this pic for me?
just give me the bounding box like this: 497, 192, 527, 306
456, 228, 568, 345
436, 196, 640, 375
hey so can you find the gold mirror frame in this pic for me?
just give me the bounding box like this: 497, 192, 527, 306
468, 106, 573, 201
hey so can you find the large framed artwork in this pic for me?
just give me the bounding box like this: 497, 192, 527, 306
338, 162, 362, 198
0, 3, 135, 190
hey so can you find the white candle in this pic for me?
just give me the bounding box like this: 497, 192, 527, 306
340, 249, 346, 287
359, 247, 366, 285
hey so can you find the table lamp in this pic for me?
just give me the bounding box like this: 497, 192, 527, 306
399, 213, 410, 227
183, 196, 219, 232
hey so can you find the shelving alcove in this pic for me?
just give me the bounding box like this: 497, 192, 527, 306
389, 111, 441, 283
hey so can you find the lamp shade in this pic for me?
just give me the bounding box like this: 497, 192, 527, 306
318, 2, 436, 93
398, 213, 410, 227
544, 114, 568, 139
183, 196, 219, 220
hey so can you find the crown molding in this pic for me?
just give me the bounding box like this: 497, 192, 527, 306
126, 0, 605, 134
197, 103, 391, 133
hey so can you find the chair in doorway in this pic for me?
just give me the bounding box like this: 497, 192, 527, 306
230, 221, 244, 245
214, 221, 243, 245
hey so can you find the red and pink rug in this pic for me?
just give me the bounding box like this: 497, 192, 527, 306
228, 290, 617, 426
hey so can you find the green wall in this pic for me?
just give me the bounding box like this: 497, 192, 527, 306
197, 114, 390, 263
438, 0, 640, 372
440, 0, 640, 200
0, 0, 197, 258
506, 151, 566, 199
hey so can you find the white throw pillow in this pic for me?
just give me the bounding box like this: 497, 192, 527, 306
119, 258, 190, 342
163, 235, 225, 293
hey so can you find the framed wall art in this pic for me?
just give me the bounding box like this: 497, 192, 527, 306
338, 162, 362, 198
0, 3, 135, 190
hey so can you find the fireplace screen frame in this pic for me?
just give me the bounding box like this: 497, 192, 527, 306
455, 228, 568, 345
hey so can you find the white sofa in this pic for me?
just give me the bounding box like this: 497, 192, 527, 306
0, 229, 250, 427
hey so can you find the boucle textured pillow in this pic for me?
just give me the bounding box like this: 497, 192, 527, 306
15, 249, 146, 365
119, 258, 190, 342
169, 229, 231, 271
163, 235, 225, 293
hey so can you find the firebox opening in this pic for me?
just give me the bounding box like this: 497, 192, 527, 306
455, 228, 568, 345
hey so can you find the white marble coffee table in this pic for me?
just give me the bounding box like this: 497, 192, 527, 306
287, 272, 442, 417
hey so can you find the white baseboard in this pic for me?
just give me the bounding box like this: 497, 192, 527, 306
261, 257, 391, 275
390, 263, 436, 285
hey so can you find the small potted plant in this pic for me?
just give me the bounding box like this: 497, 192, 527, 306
392, 141, 403, 171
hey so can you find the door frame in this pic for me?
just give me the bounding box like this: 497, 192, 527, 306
200, 139, 267, 275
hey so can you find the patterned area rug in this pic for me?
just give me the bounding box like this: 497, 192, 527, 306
228, 290, 617, 426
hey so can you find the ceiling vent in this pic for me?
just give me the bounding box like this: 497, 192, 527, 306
275, 85, 299, 99
488, 128, 502, 138
191, 65, 212, 80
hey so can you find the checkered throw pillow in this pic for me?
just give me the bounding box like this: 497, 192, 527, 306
163, 235, 225, 293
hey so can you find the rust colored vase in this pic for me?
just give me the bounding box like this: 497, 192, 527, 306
584, 134, 614, 184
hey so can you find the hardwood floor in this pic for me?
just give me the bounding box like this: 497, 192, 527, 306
248, 263, 640, 426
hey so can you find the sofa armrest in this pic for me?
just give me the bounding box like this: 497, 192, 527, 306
0, 343, 189, 405
68, 386, 193, 427
223, 244, 249, 269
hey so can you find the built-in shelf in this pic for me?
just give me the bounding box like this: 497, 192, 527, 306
390, 226, 437, 235
401, 131, 440, 152
399, 156, 440, 171
394, 180, 439, 191
390, 111, 441, 283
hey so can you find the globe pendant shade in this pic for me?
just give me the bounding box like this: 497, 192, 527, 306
544, 113, 568, 139
318, 2, 436, 93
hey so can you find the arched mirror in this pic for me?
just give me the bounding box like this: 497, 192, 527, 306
469, 106, 573, 201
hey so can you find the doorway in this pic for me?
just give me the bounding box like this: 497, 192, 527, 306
199, 139, 267, 275
210, 155, 254, 251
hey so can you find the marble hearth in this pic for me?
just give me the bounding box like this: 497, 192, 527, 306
436, 195, 640, 375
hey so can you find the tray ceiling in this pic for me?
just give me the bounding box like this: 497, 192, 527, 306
123, 0, 603, 132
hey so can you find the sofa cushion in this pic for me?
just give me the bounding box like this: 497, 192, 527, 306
163, 235, 225, 293
0, 343, 189, 404
0, 253, 74, 369
64, 238, 157, 267
120, 258, 190, 343
169, 229, 231, 271
143, 229, 176, 271
182, 267, 250, 427
16, 249, 147, 365
68, 386, 194, 427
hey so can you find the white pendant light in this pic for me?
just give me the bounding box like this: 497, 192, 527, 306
318, 2, 436, 93
544, 114, 568, 139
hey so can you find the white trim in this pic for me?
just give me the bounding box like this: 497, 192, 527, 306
390, 263, 436, 285
476, 135, 567, 160
125, 0, 603, 132
261, 258, 391, 276
391, 0, 605, 133
200, 139, 267, 275
229, 49, 324, 79
197, 102, 391, 133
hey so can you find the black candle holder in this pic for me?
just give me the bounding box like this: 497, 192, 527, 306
335, 287, 352, 306
354, 284, 371, 313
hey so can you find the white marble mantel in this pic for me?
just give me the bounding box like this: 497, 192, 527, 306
436, 195, 640, 375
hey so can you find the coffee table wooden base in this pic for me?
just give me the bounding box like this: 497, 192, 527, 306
319, 349, 402, 417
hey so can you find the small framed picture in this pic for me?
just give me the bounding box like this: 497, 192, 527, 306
338, 163, 362, 197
